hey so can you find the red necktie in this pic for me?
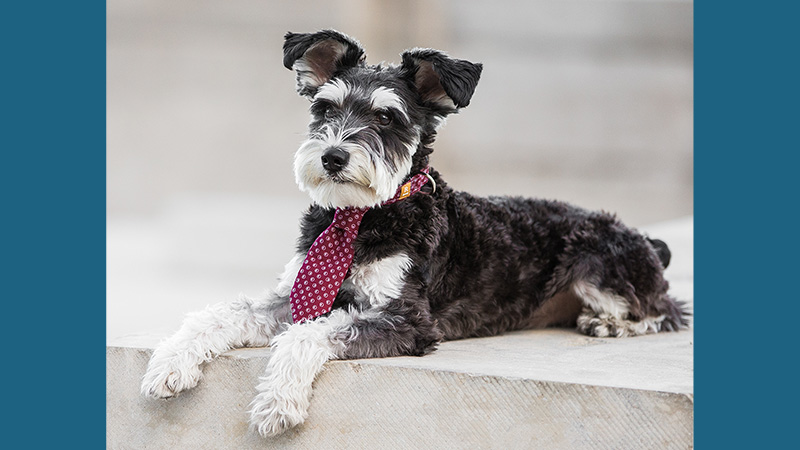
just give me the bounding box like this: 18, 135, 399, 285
290, 169, 432, 323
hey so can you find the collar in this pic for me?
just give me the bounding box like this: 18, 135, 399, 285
331, 167, 434, 225
381, 167, 435, 207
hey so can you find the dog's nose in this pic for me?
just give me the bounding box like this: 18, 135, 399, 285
321, 148, 350, 173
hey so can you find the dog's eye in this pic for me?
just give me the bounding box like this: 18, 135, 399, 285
376, 111, 392, 126
324, 106, 336, 120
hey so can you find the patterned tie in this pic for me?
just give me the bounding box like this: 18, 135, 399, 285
289, 169, 432, 323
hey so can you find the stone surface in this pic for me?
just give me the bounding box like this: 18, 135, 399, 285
108, 345, 692, 449
107, 217, 693, 449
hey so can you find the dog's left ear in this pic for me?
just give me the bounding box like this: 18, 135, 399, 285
283, 30, 366, 99
401, 48, 483, 111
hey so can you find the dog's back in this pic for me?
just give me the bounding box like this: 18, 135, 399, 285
342, 176, 689, 341
298, 168, 688, 344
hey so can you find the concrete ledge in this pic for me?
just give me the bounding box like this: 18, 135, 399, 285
107, 217, 693, 449
108, 332, 692, 449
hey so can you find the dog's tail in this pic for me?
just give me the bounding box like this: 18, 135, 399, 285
648, 238, 671, 269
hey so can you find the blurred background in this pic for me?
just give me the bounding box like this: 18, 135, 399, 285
107, 0, 693, 342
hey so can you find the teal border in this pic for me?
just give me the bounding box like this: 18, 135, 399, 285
4, 1, 797, 447
2, 1, 106, 446
695, 1, 797, 448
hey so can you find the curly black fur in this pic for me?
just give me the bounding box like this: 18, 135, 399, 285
296, 168, 689, 356
285, 29, 689, 357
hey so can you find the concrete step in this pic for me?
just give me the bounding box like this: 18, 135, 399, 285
107, 217, 693, 449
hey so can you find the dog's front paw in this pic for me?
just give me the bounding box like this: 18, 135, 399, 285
249, 385, 309, 437
140, 354, 203, 399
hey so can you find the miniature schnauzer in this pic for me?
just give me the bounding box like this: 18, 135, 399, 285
141, 29, 689, 437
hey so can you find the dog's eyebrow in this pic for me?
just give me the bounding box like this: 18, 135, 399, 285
314, 79, 350, 106
370, 87, 408, 120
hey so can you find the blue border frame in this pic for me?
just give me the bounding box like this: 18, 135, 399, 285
695, 1, 798, 448
4, 1, 797, 447
3, 1, 106, 446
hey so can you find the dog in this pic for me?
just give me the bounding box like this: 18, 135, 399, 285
141, 29, 689, 437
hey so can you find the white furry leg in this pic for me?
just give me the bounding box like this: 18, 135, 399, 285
141, 295, 289, 399
249, 310, 353, 437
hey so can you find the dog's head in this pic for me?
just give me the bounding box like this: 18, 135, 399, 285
283, 29, 482, 208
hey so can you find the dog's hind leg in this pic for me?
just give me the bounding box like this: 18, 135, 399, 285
552, 217, 690, 338
140, 254, 301, 399
572, 280, 676, 337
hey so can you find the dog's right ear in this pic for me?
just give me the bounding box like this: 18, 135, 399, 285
283, 30, 366, 99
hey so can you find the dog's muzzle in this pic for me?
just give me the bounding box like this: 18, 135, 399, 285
321, 147, 349, 174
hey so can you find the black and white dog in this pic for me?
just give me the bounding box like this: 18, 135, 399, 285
141, 29, 689, 437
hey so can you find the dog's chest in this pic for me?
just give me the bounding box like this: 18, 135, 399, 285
341, 253, 412, 308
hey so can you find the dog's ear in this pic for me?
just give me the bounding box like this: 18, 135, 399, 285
283, 30, 366, 99
401, 48, 482, 111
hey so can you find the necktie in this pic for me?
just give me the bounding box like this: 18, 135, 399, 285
289, 169, 432, 323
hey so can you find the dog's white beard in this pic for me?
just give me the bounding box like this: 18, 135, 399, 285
293, 134, 415, 209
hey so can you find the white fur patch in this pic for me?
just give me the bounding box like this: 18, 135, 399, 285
314, 79, 350, 106
573, 280, 630, 318
141, 253, 305, 399
291, 60, 317, 89
370, 87, 409, 120
141, 298, 274, 398
249, 309, 354, 436
275, 253, 306, 297
577, 309, 666, 338
431, 116, 448, 131
572, 281, 667, 337
342, 253, 412, 307
293, 124, 416, 208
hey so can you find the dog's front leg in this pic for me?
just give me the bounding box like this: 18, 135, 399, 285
249, 303, 440, 436
140, 254, 303, 399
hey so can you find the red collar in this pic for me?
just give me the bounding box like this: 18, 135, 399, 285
381, 167, 435, 207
